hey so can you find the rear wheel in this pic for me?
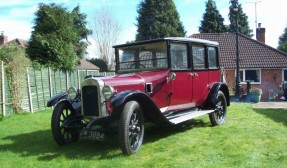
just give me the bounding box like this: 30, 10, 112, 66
209, 91, 227, 126
119, 101, 144, 155
51, 102, 80, 145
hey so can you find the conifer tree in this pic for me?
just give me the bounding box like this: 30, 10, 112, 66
199, 0, 227, 33
278, 27, 287, 53
136, 0, 186, 41
228, 0, 253, 37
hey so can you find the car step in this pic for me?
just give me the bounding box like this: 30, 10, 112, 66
166, 109, 214, 124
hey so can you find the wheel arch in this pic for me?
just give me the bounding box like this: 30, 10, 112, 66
47, 93, 68, 107
203, 82, 230, 109
54, 99, 81, 114
110, 90, 170, 125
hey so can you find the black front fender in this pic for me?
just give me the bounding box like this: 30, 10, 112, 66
110, 90, 171, 125
56, 99, 81, 114
47, 93, 68, 107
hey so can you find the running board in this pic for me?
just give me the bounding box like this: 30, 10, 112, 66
166, 109, 214, 124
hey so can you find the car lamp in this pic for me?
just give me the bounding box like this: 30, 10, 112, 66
67, 87, 78, 100
102, 85, 115, 100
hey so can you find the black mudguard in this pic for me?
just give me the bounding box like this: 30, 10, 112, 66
47, 93, 68, 107
47, 93, 81, 114
53, 99, 81, 115
110, 90, 172, 125
203, 82, 230, 109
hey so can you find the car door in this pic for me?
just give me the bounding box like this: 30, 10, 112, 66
168, 42, 194, 111
191, 45, 209, 106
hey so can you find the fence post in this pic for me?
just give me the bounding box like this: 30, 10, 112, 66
77, 69, 80, 89
1, 61, 5, 117
48, 67, 52, 98
26, 67, 33, 113
33, 69, 40, 111
65, 70, 69, 91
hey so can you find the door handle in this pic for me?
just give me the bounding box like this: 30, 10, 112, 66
189, 72, 198, 78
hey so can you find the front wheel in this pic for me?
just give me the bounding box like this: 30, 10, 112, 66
209, 91, 227, 126
51, 102, 80, 145
119, 101, 144, 155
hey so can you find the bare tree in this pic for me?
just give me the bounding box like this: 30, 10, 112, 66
92, 7, 122, 68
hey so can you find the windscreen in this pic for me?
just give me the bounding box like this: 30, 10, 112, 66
117, 41, 168, 73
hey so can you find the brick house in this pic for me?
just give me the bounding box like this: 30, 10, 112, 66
0, 32, 99, 71
190, 25, 287, 101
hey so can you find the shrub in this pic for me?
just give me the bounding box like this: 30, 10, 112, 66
0, 44, 31, 113
250, 87, 262, 94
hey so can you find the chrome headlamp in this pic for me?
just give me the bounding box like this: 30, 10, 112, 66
67, 87, 78, 100
102, 85, 115, 100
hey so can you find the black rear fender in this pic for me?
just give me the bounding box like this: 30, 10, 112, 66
203, 83, 230, 109
110, 90, 170, 125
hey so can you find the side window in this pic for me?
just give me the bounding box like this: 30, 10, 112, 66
192, 45, 205, 69
170, 43, 188, 70
208, 47, 218, 69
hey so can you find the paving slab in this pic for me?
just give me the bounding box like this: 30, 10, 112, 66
251, 102, 287, 109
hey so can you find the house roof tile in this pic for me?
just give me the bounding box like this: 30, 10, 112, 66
190, 33, 287, 69
78, 59, 99, 70
7, 38, 29, 48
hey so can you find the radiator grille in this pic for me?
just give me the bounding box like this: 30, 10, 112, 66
82, 85, 100, 117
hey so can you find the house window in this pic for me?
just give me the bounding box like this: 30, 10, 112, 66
238, 69, 261, 84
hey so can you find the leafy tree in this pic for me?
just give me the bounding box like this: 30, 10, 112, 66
228, 0, 253, 37
88, 58, 108, 72
199, 0, 227, 33
0, 44, 31, 113
27, 3, 91, 71
135, 0, 186, 41
278, 27, 287, 53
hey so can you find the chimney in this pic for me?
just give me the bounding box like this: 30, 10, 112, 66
256, 23, 265, 44
0, 31, 8, 45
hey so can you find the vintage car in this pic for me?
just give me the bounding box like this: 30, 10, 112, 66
47, 37, 230, 155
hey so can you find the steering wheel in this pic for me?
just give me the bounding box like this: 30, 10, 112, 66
130, 63, 146, 68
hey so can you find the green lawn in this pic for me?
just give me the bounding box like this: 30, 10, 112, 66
0, 103, 287, 167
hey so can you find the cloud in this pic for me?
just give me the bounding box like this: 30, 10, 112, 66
9, 5, 38, 19
85, 37, 98, 59
0, 19, 32, 40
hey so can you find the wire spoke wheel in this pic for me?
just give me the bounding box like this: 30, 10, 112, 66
209, 91, 227, 126
51, 102, 80, 145
119, 101, 144, 155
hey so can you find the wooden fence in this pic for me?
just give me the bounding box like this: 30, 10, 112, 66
0, 62, 115, 117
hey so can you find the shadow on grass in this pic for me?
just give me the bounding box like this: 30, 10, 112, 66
0, 119, 210, 161
0, 130, 121, 161
253, 108, 287, 127
144, 119, 210, 143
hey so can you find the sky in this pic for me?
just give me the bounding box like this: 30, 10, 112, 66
0, 0, 287, 59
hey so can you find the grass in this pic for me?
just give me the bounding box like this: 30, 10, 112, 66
0, 103, 287, 167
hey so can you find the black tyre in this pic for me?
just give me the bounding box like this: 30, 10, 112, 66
209, 91, 227, 126
51, 102, 80, 145
119, 101, 144, 155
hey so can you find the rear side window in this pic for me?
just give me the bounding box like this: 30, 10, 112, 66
192, 45, 205, 70
170, 43, 188, 70
208, 47, 218, 69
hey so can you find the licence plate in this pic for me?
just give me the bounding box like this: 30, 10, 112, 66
80, 129, 105, 141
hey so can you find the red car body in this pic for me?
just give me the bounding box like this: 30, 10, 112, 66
48, 37, 230, 155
